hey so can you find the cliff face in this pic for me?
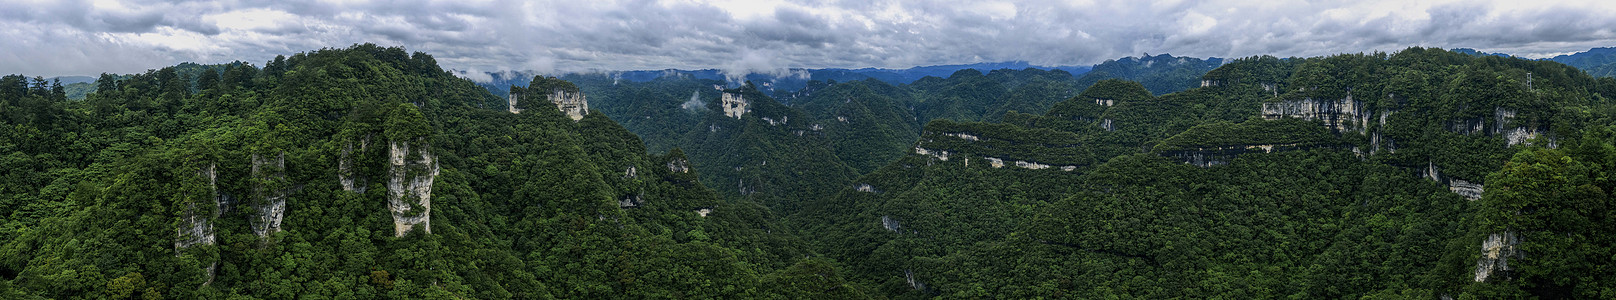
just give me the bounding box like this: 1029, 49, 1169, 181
552, 90, 589, 120
339, 136, 371, 193
1475, 232, 1520, 282
509, 77, 589, 120
1262, 95, 1363, 132
721, 92, 750, 119
387, 138, 438, 237
251, 152, 288, 238
176, 164, 220, 250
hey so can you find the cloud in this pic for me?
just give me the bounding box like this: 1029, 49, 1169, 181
3, 0, 1616, 77
682, 91, 706, 112
454, 68, 495, 83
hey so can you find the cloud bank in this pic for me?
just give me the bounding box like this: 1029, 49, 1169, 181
3, 0, 1615, 78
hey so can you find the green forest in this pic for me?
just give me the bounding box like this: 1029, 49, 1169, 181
6, 44, 1616, 299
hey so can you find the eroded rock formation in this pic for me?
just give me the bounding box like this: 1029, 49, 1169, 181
338, 136, 371, 193
251, 152, 288, 238
388, 138, 439, 237
1262, 95, 1362, 132
721, 92, 749, 119
551, 90, 588, 120
1475, 232, 1520, 282
177, 164, 220, 250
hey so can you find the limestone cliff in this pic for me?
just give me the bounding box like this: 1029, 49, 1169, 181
338, 136, 372, 193
1474, 232, 1519, 282
509, 77, 590, 120
1261, 94, 1362, 132
721, 92, 750, 119
176, 164, 219, 250
250, 152, 288, 238
551, 90, 589, 120
388, 138, 439, 237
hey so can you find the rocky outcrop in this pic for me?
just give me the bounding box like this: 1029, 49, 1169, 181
1419, 161, 1487, 200
915, 147, 951, 161
177, 164, 219, 250
1164, 144, 1308, 168
881, 215, 902, 233
695, 208, 713, 217
905, 269, 928, 292
1475, 232, 1520, 282
1100, 119, 1114, 131
981, 156, 1078, 171
551, 90, 588, 120
388, 139, 439, 237
250, 153, 288, 238
721, 92, 749, 119
338, 137, 371, 193
943, 132, 980, 141
507, 90, 524, 114
1450, 180, 1484, 200
855, 183, 877, 193
667, 157, 691, 173
509, 87, 589, 120
618, 193, 642, 208
1262, 95, 1362, 132
1095, 98, 1114, 106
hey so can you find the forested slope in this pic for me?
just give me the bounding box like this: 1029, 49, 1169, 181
0, 44, 861, 299
793, 47, 1616, 298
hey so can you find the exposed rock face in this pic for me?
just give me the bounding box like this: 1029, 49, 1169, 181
881, 215, 902, 232
551, 90, 588, 121
915, 147, 951, 161
855, 183, 877, 193
696, 208, 713, 217
1100, 119, 1115, 131
1450, 180, 1484, 200
618, 193, 642, 208
905, 269, 927, 291
177, 164, 220, 250
338, 137, 371, 193
943, 132, 980, 141
985, 157, 1005, 168
667, 157, 691, 173
1475, 232, 1520, 282
509, 88, 589, 120
388, 139, 439, 237
1419, 161, 1488, 200
721, 92, 749, 119
1015, 160, 1051, 170
1095, 98, 1114, 106
1166, 144, 1306, 168
1262, 95, 1362, 132
250, 153, 288, 238
507, 90, 524, 114
762, 116, 786, 126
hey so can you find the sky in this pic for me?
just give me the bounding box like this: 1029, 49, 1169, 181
3, 0, 1616, 81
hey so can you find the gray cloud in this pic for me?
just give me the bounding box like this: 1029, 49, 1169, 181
3, 0, 1616, 78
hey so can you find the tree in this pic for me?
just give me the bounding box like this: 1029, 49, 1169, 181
50, 78, 64, 100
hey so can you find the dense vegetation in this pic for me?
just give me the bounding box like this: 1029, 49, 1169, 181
10, 43, 1616, 299
792, 47, 1616, 298
0, 44, 860, 299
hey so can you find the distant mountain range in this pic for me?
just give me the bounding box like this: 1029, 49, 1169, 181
468, 61, 1095, 100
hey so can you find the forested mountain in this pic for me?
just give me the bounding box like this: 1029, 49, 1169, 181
0, 44, 863, 299
11, 42, 1616, 299
792, 47, 1616, 298
1075, 53, 1225, 95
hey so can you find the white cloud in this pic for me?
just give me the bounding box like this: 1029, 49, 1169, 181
3, 0, 1616, 77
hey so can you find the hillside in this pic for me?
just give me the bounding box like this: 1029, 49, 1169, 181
0, 45, 860, 299
791, 47, 1616, 298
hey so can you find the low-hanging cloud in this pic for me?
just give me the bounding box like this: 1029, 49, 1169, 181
4, 0, 1616, 77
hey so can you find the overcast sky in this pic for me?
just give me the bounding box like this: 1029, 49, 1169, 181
3, 0, 1616, 80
